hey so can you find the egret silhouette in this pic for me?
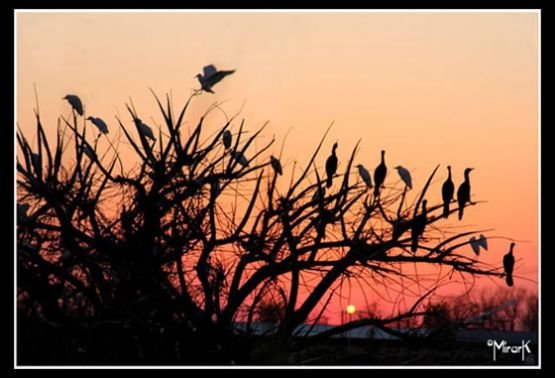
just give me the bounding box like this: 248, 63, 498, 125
356, 164, 372, 189
63, 95, 84, 116
469, 236, 480, 255
442, 165, 455, 218
270, 155, 283, 175
196, 64, 235, 93
134, 118, 156, 141
374, 150, 387, 196
411, 199, 427, 252
87, 116, 109, 135
457, 168, 474, 220
325, 143, 338, 188
478, 234, 488, 250
503, 242, 515, 287
394, 165, 412, 189
222, 130, 232, 149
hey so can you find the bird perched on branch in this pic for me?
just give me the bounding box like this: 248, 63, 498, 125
503, 242, 515, 287
222, 130, 232, 149
356, 164, 373, 189
232, 151, 249, 167
469, 236, 480, 255
312, 185, 326, 203
270, 155, 283, 175
394, 165, 412, 189
325, 143, 338, 188
374, 150, 387, 197
478, 234, 488, 250
87, 116, 109, 135
133, 118, 156, 141
442, 165, 454, 218
196, 64, 235, 93
457, 168, 474, 220
63, 94, 84, 116
411, 199, 427, 252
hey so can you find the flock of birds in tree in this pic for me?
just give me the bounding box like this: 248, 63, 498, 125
54, 64, 517, 287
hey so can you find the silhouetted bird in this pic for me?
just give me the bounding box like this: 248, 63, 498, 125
63, 94, 84, 116
478, 234, 488, 250
356, 164, 373, 189
503, 242, 515, 287
312, 185, 326, 203
469, 236, 480, 255
394, 165, 412, 189
457, 168, 474, 220
325, 143, 338, 188
232, 151, 249, 167
196, 64, 235, 93
82, 144, 96, 160
87, 116, 109, 134
411, 199, 427, 252
270, 155, 283, 175
374, 150, 387, 196
442, 166, 455, 218
134, 118, 156, 141
223, 130, 232, 149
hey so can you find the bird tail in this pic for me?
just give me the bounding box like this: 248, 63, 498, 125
506, 274, 513, 287
373, 185, 380, 197
458, 205, 464, 220
326, 175, 333, 188
443, 203, 450, 218
411, 235, 418, 252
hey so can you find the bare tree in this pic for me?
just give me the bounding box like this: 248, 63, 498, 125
16, 89, 511, 364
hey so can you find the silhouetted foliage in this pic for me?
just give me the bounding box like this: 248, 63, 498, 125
17, 87, 516, 365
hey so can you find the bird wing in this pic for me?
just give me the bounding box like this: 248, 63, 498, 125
203, 65, 218, 78
479, 234, 488, 250
469, 237, 480, 255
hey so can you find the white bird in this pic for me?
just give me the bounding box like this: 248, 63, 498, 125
232, 151, 249, 167
196, 64, 236, 93
469, 236, 480, 255
87, 116, 109, 134
356, 164, 373, 189
222, 130, 232, 149
134, 118, 156, 141
394, 165, 412, 189
270, 155, 283, 175
63, 94, 84, 116
82, 144, 96, 160
478, 234, 488, 250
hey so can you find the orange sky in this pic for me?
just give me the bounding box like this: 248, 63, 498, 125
16, 11, 539, 321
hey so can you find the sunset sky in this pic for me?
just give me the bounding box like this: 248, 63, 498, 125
16, 11, 539, 321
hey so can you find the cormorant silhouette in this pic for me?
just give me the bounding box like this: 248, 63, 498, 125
503, 242, 515, 287
411, 199, 427, 252
222, 130, 232, 149
374, 150, 387, 196
469, 236, 480, 255
478, 234, 488, 250
63, 94, 84, 116
457, 168, 474, 220
325, 143, 338, 188
270, 155, 283, 175
442, 165, 454, 218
